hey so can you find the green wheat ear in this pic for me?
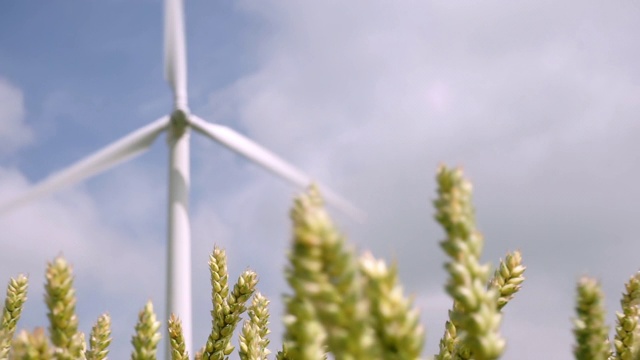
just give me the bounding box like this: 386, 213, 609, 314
360, 252, 425, 359
239, 292, 271, 360
203, 246, 231, 359
0, 274, 29, 358
44, 256, 86, 359
489, 250, 526, 310
131, 301, 161, 360
435, 320, 457, 360
434, 165, 504, 360
168, 314, 189, 360
86, 313, 111, 360
285, 185, 382, 359
274, 346, 290, 360
282, 187, 336, 360
203, 246, 258, 360
612, 271, 640, 360
291, 185, 375, 358
10, 328, 53, 360
573, 276, 612, 360
194, 349, 204, 360
282, 296, 327, 360
227, 269, 258, 339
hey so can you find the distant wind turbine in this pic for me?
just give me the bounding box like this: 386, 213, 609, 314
0, 0, 362, 354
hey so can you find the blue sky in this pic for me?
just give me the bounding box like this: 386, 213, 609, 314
1, 1, 640, 359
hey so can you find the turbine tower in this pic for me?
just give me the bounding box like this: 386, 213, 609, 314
0, 0, 361, 355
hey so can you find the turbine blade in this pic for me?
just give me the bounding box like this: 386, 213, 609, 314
164, 0, 188, 109
189, 116, 365, 221
0, 117, 170, 215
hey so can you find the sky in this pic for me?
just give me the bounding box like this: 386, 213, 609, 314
1, 1, 640, 359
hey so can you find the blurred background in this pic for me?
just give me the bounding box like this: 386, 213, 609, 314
0, 1, 639, 358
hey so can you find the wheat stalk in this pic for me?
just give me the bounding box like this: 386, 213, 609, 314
360, 252, 424, 359
434, 165, 504, 360
489, 251, 526, 311
44, 257, 86, 359
168, 314, 189, 360
0, 274, 28, 358
285, 186, 378, 359
612, 271, 640, 360
573, 276, 612, 360
10, 328, 53, 360
239, 292, 271, 360
281, 188, 337, 360
86, 314, 111, 360
130, 301, 161, 360
203, 246, 257, 360
435, 320, 457, 360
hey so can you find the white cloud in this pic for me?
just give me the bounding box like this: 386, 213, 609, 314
203, 1, 640, 357
0, 78, 32, 155
0, 166, 165, 359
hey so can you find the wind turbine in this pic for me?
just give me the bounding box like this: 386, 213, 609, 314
0, 0, 361, 355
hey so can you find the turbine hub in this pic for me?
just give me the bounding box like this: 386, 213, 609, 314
169, 109, 190, 138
